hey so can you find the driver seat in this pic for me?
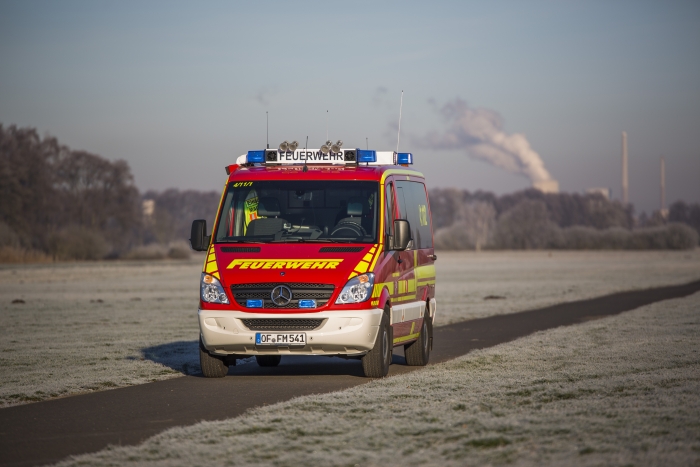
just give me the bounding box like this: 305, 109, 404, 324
246, 197, 287, 236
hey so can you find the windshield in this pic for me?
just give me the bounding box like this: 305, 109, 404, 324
215, 180, 379, 243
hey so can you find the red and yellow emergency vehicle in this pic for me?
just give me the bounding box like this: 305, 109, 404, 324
190, 143, 436, 378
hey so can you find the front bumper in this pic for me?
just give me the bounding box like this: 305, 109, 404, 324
199, 308, 383, 357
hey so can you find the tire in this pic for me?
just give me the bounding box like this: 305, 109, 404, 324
362, 312, 392, 378
199, 338, 229, 378
256, 355, 282, 367
405, 307, 431, 366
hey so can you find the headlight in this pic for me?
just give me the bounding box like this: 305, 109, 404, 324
335, 273, 374, 304
200, 273, 230, 304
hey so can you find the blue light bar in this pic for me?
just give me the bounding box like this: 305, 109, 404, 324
298, 299, 317, 309
357, 150, 377, 163
246, 150, 266, 163
397, 152, 413, 164
246, 299, 263, 308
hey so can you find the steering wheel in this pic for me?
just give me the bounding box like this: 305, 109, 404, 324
330, 221, 367, 237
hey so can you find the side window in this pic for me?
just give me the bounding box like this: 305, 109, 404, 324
395, 181, 433, 249
410, 182, 433, 249
384, 182, 395, 236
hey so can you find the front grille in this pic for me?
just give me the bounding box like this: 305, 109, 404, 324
230, 283, 335, 309
241, 318, 325, 331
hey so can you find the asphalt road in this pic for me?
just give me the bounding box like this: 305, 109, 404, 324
1, 280, 699, 467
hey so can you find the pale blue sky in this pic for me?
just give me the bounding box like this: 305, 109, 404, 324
1, 0, 698, 213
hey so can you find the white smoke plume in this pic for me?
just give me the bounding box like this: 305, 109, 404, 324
414, 98, 558, 192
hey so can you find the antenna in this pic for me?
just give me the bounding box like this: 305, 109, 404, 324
303, 136, 309, 172
366, 137, 368, 150
396, 90, 404, 153
266, 111, 269, 149
326, 110, 329, 141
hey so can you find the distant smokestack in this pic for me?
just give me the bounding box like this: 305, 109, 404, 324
621, 131, 629, 205
660, 156, 666, 216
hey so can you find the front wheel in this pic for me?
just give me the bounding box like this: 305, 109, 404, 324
362, 312, 392, 378
405, 308, 431, 366
199, 338, 229, 378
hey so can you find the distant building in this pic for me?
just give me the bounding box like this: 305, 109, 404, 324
142, 199, 155, 219
586, 187, 611, 200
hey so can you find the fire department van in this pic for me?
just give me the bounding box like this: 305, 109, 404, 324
190, 142, 437, 378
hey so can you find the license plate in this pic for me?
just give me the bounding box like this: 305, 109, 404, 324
255, 332, 306, 346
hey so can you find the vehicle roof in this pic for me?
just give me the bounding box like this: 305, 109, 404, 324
227, 164, 425, 183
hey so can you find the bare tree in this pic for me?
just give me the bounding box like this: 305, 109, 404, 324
493, 199, 561, 249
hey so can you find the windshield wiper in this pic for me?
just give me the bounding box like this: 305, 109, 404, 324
270, 238, 305, 243
220, 239, 271, 243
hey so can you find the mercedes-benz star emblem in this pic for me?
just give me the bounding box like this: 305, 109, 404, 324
270, 285, 292, 306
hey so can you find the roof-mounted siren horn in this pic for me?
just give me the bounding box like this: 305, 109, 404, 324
288, 140, 299, 152
331, 140, 343, 153
320, 140, 332, 155
279, 141, 289, 152
246, 150, 266, 164
344, 149, 357, 162
397, 152, 413, 165
265, 150, 277, 162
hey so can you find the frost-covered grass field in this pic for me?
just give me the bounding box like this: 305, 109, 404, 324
0, 250, 698, 407
0, 259, 204, 407
56, 289, 700, 466
437, 249, 700, 324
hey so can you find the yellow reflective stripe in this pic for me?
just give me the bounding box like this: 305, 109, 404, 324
208, 181, 228, 252
374, 281, 395, 295
415, 264, 435, 281
380, 169, 424, 183
394, 295, 417, 302
369, 245, 383, 272
394, 323, 420, 344
394, 332, 420, 344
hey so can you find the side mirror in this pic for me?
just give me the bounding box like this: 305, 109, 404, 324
393, 219, 411, 251
190, 219, 210, 251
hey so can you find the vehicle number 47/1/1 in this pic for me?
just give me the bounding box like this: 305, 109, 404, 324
255, 333, 306, 345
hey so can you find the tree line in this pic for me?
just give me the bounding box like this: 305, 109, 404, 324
429, 188, 699, 250
0, 125, 218, 261
1, 124, 698, 261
